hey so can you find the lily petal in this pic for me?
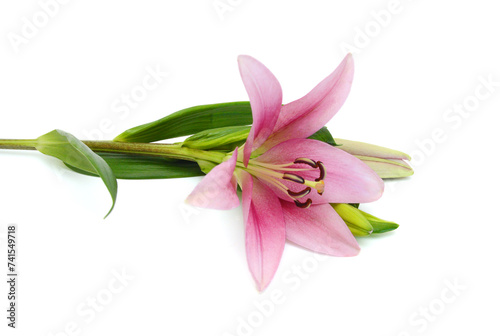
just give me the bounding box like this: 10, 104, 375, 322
254, 138, 384, 204
236, 170, 286, 291
261, 54, 354, 151
238, 55, 283, 166
282, 202, 360, 256
185, 149, 239, 210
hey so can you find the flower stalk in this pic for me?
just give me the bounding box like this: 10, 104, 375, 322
0, 139, 227, 165
0, 139, 37, 150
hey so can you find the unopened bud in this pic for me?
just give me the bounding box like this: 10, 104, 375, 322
332, 203, 373, 236
336, 138, 413, 179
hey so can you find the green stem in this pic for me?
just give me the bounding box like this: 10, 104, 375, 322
0, 139, 37, 150
0, 139, 226, 164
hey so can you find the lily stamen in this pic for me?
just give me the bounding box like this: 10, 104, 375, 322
315, 161, 326, 182
282, 173, 305, 184
287, 187, 311, 198
294, 198, 312, 209
238, 156, 326, 207
294, 158, 317, 168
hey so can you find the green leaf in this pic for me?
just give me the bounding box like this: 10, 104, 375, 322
113, 100, 340, 151
36, 130, 118, 218
114, 101, 253, 143
307, 127, 338, 146
183, 125, 250, 150
65, 152, 204, 179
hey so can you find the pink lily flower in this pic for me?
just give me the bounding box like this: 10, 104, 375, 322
186, 54, 384, 290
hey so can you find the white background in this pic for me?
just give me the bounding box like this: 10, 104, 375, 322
1, 1, 499, 335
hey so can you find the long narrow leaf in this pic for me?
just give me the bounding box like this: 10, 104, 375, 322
114, 101, 253, 143
114, 100, 339, 151
65, 152, 204, 179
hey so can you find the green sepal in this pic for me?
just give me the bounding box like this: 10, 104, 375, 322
64, 152, 204, 179
36, 130, 118, 218
114, 102, 253, 143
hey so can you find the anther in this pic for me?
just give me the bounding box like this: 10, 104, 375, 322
294, 158, 317, 168
287, 187, 311, 198
315, 161, 326, 182
294, 198, 312, 209
283, 173, 305, 184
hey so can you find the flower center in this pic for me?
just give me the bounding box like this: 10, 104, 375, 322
241, 157, 326, 209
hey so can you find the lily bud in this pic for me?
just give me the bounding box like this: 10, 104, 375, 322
335, 138, 413, 179
332, 203, 399, 236
332, 203, 373, 236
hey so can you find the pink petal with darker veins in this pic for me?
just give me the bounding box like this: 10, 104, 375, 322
254, 138, 384, 204
282, 202, 360, 256
185, 149, 239, 210
262, 54, 354, 151
236, 170, 286, 291
238, 55, 283, 166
